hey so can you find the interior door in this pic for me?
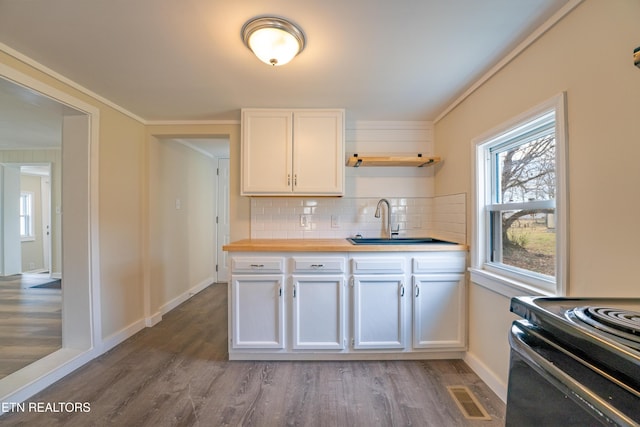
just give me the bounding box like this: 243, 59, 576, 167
216, 158, 230, 282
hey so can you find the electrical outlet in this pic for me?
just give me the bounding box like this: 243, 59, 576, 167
299, 214, 308, 227
331, 214, 340, 228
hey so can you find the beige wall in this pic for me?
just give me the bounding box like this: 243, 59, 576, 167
145, 124, 247, 241
97, 107, 146, 337
148, 139, 216, 315
434, 0, 640, 395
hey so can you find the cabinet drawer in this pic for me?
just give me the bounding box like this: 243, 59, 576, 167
351, 257, 405, 274
292, 257, 345, 273
412, 253, 466, 273
231, 257, 285, 273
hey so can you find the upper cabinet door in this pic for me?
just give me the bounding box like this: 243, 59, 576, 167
293, 110, 344, 195
241, 109, 293, 195
241, 108, 344, 196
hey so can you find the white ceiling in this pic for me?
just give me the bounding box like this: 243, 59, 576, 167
0, 0, 569, 147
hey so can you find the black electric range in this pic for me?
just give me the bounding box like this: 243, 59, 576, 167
506, 296, 640, 426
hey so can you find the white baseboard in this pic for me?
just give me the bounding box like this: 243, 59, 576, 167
105, 278, 214, 351
100, 319, 146, 354
464, 351, 508, 402
145, 311, 162, 327
158, 277, 213, 316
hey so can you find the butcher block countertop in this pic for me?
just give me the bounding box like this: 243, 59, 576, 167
223, 238, 468, 252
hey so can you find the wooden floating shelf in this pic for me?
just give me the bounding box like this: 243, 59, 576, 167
346, 154, 441, 168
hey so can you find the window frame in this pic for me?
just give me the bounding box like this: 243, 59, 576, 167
470, 93, 569, 297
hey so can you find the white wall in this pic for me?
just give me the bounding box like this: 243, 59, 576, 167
250, 121, 469, 241
345, 121, 435, 198
433, 0, 640, 400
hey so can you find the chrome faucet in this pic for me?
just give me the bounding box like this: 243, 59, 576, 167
375, 198, 392, 239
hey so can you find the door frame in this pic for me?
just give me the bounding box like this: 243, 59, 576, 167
0, 62, 102, 405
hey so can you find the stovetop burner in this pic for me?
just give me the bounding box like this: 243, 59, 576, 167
571, 306, 640, 346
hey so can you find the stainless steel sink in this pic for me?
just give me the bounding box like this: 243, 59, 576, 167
346, 237, 456, 245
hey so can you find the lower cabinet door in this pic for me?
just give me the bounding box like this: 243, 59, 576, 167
352, 275, 406, 349
231, 274, 285, 349
291, 275, 345, 350
412, 274, 465, 349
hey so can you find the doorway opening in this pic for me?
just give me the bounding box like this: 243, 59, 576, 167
0, 64, 100, 405
146, 136, 229, 323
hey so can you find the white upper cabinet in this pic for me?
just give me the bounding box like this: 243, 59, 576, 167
241, 108, 345, 196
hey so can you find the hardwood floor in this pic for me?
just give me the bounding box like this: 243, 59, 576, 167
1, 283, 505, 426
0, 275, 62, 379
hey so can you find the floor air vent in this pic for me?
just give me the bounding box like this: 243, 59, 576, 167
447, 386, 492, 421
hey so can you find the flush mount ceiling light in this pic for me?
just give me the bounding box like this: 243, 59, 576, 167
241, 16, 306, 66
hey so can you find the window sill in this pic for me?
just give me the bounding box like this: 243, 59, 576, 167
21, 237, 36, 242
469, 267, 554, 299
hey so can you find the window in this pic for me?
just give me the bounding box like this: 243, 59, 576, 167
471, 94, 567, 296
20, 191, 35, 240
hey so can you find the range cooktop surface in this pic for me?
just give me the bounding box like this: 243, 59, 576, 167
510, 296, 640, 388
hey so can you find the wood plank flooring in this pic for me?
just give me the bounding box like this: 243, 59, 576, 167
1, 283, 505, 426
0, 275, 62, 378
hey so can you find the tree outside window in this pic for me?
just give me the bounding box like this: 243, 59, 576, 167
490, 128, 556, 277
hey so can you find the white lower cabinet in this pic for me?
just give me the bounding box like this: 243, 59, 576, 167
230, 274, 285, 349
291, 275, 345, 350
352, 274, 405, 349
228, 250, 466, 359
412, 273, 465, 349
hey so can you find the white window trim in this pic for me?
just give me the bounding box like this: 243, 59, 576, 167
470, 93, 569, 297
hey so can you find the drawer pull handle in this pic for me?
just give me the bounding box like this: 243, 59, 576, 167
250, 264, 265, 268
310, 264, 325, 269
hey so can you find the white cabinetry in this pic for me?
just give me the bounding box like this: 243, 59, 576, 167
230, 257, 285, 349
241, 108, 344, 196
351, 256, 406, 349
227, 249, 467, 360
291, 256, 346, 350
412, 252, 466, 350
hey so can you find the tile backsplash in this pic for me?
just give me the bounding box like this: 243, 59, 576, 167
250, 193, 466, 244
